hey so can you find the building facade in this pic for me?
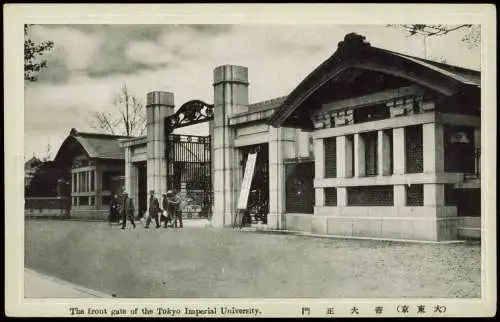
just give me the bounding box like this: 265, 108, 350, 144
54, 128, 130, 219
120, 33, 481, 241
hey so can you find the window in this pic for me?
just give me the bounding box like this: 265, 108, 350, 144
362, 132, 378, 176
347, 185, 393, 206
324, 188, 337, 206
79, 196, 89, 206
406, 184, 424, 206
347, 135, 354, 177
405, 125, 423, 173
90, 196, 95, 206
324, 137, 337, 178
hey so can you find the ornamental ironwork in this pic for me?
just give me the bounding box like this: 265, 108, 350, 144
164, 100, 214, 134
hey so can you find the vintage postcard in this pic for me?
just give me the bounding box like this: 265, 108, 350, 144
4, 3, 496, 318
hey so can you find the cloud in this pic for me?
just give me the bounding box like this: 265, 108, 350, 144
30, 24, 234, 83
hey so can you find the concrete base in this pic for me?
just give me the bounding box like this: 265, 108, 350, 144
69, 210, 108, 221
284, 206, 461, 242
457, 216, 481, 239
267, 213, 283, 229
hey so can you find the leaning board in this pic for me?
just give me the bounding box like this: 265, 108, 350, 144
237, 153, 257, 210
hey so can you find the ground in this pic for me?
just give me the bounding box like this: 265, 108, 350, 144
24, 219, 481, 298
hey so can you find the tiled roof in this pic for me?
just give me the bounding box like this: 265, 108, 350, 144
248, 96, 288, 112
381, 49, 480, 87
72, 131, 132, 160
269, 33, 481, 129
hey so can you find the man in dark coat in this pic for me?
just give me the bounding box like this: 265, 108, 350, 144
161, 193, 172, 228
121, 191, 136, 229
167, 190, 183, 228
109, 194, 120, 225
145, 190, 161, 229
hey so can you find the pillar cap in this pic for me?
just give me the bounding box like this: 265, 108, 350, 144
213, 65, 249, 86
146, 91, 174, 107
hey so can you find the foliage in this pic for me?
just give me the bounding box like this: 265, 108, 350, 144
388, 24, 480, 48
26, 161, 69, 197
90, 84, 147, 137
24, 24, 54, 82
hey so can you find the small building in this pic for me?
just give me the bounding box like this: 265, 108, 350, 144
269, 33, 481, 241
53, 128, 131, 219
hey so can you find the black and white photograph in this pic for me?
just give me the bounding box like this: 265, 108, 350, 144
4, 3, 496, 318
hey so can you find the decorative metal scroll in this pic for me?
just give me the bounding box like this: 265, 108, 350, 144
164, 100, 214, 134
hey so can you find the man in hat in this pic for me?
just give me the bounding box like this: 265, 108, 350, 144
121, 191, 136, 229
166, 190, 183, 228
145, 190, 161, 229
161, 193, 171, 228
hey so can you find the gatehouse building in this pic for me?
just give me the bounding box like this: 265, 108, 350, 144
55, 33, 482, 241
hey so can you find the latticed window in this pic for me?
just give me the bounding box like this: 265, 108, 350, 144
363, 132, 378, 176
324, 137, 337, 178
405, 125, 423, 173
406, 184, 424, 206
324, 187, 337, 206
347, 185, 394, 206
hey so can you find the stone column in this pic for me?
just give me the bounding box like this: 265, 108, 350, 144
394, 185, 406, 206
423, 122, 445, 208
268, 127, 296, 229
423, 123, 444, 173
393, 127, 405, 175
75, 171, 80, 206
354, 133, 365, 177
146, 91, 175, 202
337, 187, 348, 206
297, 130, 310, 158
130, 164, 138, 216
71, 172, 75, 194
393, 127, 406, 208
212, 65, 249, 227
124, 146, 132, 196
94, 168, 100, 209
336, 135, 352, 207
378, 130, 392, 176
314, 138, 325, 207
424, 184, 445, 206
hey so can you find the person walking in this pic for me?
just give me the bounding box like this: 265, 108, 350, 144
161, 193, 172, 228
108, 194, 120, 225
121, 191, 136, 229
145, 190, 161, 229
167, 190, 183, 228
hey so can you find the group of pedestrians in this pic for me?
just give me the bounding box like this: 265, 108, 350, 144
108, 189, 183, 230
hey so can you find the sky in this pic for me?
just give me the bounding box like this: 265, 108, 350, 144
24, 24, 481, 161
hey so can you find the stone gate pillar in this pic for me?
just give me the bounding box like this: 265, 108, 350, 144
146, 91, 175, 201
212, 65, 249, 227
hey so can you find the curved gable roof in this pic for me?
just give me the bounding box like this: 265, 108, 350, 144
54, 129, 133, 165
268, 33, 480, 129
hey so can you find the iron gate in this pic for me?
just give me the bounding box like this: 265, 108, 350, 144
164, 100, 214, 219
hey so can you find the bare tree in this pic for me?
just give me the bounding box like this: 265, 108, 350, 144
24, 24, 54, 82
90, 84, 146, 137
388, 24, 480, 48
